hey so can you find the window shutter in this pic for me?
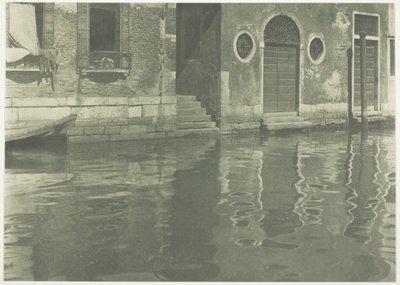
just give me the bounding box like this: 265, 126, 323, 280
77, 3, 90, 67
43, 3, 54, 49
119, 4, 129, 52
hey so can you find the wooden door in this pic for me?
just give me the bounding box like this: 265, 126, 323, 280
263, 15, 300, 113
264, 44, 298, 112
353, 39, 378, 110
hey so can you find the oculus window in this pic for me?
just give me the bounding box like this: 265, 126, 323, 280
308, 37, 325, 64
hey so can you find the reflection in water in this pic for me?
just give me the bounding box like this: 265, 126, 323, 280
4, 130, 396, 281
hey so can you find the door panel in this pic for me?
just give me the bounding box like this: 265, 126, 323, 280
263, 45, 297, 113
353, 40, 378, 109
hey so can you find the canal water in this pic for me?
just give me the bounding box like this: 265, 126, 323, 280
4, 129, 396, 281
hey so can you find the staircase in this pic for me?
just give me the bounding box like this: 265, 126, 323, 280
261, 112, 312, 131
176, 95, 219, 137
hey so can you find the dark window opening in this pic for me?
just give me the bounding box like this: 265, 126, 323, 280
309, 37, 324, 62
33, 3, 44, 48
390, 39, 395, 76
90, 5, 120, 51
236, 33, 253, 60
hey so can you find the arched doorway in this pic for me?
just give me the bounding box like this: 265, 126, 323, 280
263, 15, 300, 113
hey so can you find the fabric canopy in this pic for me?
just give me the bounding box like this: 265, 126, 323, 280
9, 3, 40, 56
6, 48, 30, 63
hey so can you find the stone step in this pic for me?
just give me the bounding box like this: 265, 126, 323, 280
176, 127, 220, 137
264, 112, 298, 117
178, 108, 207, 116
177, 114, 212, 123
355, 116, 384, 123
263, 116, 304, 123
176, 95, 197, 102
177, 121, 216, 130
263, 121, 312, 131
177, 101, 201, 109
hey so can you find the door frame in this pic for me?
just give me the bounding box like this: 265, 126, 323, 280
261, 13, 303, 115
352, 11, 381, 114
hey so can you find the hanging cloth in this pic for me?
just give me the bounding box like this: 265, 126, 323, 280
5, 48, 30, 63
9, 3, 40, 56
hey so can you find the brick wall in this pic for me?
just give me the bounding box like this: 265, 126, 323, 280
5, 3, 178, 143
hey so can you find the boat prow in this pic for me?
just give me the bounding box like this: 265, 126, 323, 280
5, 114, 78, 143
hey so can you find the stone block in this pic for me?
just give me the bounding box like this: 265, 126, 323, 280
5, 98, 12, 107
120, 125, 147, 135
68, 135, 110, 144
18, 107, 71, 121
143, 105, 159, 117
146, 125, 157, 132
128, 117, 154, 125
142, 132, 167, 140
97, 118, 128, 126
156, 123, 176, 132
95, 106, 128, 118
12, 97, 67, 107
67, 127, 84, 136
74, 119, 99, 127
129, 96, 160, 105
71, 106, 96, 119
157, 116, 176, 124
68, 97, 128, 106
5, 108, 18, 122
253, 104, 263, 116
128, 106, 142, 118
5, 121, 26, 129
161, 104, 176, 116
161, 96, 176, 104
104, 126, 121, 135
84, 126, 105, 135
110, 133, 142, 142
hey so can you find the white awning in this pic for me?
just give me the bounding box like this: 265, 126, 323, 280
6, 48, 30, 63
9, 3, 40, 56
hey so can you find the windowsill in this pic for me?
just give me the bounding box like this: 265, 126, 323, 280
78, 67, 131, 80
6, 67, 40, 72
80, 68, 130, 74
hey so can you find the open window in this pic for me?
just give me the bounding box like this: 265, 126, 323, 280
90, 4, 120, 52
77, 3, 131, 78
6, 2, 57, 89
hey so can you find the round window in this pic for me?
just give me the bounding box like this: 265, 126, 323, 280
234, 32, 255, 63
308, 37, 325, 64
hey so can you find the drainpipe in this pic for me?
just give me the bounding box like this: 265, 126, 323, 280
159, 3, 168, 97
359, 31, 368, 134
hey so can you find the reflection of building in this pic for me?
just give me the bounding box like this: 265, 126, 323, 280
5, 3, 395, 142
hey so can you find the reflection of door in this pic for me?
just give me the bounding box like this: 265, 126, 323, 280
264, 16, 300, 113
353, 39, 378, 110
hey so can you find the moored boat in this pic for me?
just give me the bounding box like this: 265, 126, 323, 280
5, 114, 77, 143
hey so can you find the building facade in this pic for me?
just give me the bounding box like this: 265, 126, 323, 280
5, 3, 395, 142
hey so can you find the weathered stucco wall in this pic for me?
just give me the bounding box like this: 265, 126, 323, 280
219, 3, 392, 129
